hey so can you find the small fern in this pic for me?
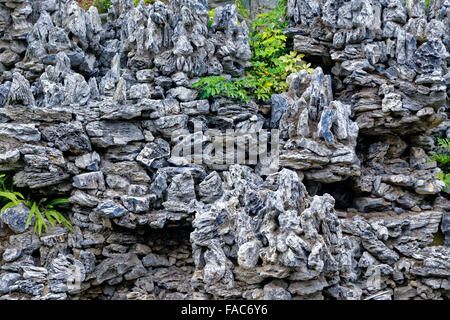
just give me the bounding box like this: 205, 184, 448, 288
0, 189, 24, 212
24, 198, 74, 236
437, 172, 450, 192
0, 173, 73, 236
437, 137, 450, 149
429, 138, 450, 167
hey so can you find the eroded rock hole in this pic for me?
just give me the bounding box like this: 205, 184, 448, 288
304, 179, 355, 211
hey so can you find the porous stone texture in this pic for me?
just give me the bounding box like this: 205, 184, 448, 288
0, 0, 448, 300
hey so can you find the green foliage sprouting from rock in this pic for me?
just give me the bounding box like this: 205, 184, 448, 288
208, 8, 215, 28
235, 0, 249, 19
77, 0, 111, 13
0, 173, 73, 236
192, 0, 314, 103
0, 173, 20, 212
429, 137, 450, 191
134, 0, 155, 6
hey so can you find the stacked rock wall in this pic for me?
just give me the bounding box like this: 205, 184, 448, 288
0, 0, 449, 300
285, 0, 449, 211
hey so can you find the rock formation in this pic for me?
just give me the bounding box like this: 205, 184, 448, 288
0, 0, 448, 300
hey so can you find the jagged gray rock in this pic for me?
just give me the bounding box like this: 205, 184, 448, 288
0, 203, 32, 234
0, 0, 448, 301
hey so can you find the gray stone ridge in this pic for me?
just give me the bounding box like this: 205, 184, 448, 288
0, 0, 449, 300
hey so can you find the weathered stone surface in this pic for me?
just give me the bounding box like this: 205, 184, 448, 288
7, 72, 35, 106
68, 190, 99, 207
41, 122, 92, 155
163, 172, 197, 212
120, 195, 153, 213
86, 121, 144, 148
74, 152, 101, 171
198, 171, 223, 203
73, 171, 105, 190
263, 281, 292, 300
0, 203, 32, 234
136, 139, 170, 168
442, 213, 450, 247
95, 253, 140, 285
0, 0, 448, 301
10, 145, 69, 189
2, 248, 23, 263
237, 240, 260, 269
0, 273, 21, 294
142, 253, 170, 268
0, 124, 41, 142
95, 200, 128, 219
278, 68, 360, 183
0, 150, 21, 171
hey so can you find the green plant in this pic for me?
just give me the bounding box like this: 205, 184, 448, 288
192, 76, 252, 102
437, 171, 450, 191
0, 181, 24, 213
134, 0, 154, 6
24, 198, 74, 236
0, 173, 18, 210
429, 138, 450, 167
0, 172, 73, 236
195, 0, 313, 103
0, 173, 13, 194
208, 8, 215, 28
235, 0, 249, 19
77, 0, 111, 13
429, 137, 450, 191
436, 137, 450, 149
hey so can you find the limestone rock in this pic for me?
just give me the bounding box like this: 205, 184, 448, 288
0, 203, 32, 234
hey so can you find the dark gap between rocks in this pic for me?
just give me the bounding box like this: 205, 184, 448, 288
304, 178, 356, 211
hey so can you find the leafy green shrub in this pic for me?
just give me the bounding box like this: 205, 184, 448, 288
193, 0, 313, 103
192, 76, 252, 102
235, 0, 249, 19
0, 173, 73, 236
429, 137, 450, 191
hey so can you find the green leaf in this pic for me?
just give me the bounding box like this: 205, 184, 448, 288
38, 198, 47, 206
0, 191, 20, 203
437, 137, 450, 149
26, 202, 38, 228
46, 209, 74, 232
47, 198, 70, 208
